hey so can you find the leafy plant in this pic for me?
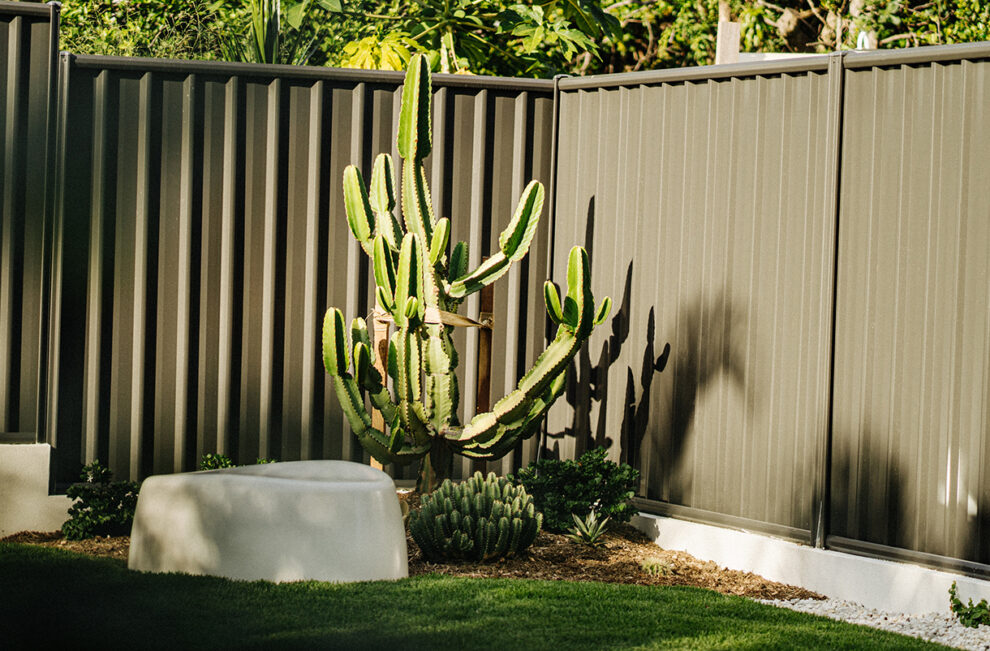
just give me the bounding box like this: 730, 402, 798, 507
949, 582, 990, 629
564, 508, 609, 547
409, 472, 542, 562
641, 556, 671, 578
59, 0, 231, 60
321, 53, 610, 491
340, 31, 419, 70
199, 453, 277, 469
513, 447, 639, 533
61, 461, 139, 540
199, 453, 235, 470
220, 0, 340, 65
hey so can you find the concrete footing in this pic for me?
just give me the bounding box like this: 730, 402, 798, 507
0, 444, 72, 537
633, 513, 990, 615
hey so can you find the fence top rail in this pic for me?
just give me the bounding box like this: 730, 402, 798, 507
843, 40, 990, 69
62, 53, 555, 93
558, 55, 831, 91
0, 0, 56, 18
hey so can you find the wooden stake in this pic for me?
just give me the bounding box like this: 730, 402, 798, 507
472, 265, 495, 475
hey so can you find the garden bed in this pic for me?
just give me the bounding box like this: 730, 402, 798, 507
2, 521, 820, 601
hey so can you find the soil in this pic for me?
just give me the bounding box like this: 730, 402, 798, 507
2, 492, 822, 601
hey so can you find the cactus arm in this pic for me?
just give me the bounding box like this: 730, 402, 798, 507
369, 153, 397, 216
373, 235, 397, 309
430, 218, 450, 266
395, 327, 431, 445
497, 181, 544, 262
544, 281, 563, 325
594, 296, 612, 326
424, 324, 458, 431
397, 54, 431, 162
322, 308, 349, 376
449, 241, 469, 282
446, 182, 544, 299
401, 160, 435, 250
342, 166, 376, 257
566, 246, 597, 337
447, 253, 510, 299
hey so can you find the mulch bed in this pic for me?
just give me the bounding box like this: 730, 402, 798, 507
2, 492, 822, 601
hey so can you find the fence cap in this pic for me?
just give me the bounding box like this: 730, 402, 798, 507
63, 53, 554, 93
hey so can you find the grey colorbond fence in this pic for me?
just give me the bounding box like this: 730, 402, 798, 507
45, 54, 554, 485
0, 1, 58, 441
2, 0, 989, 577
830, 44, 990, 572
548, 46, 990, 576
548, 57, 843, 546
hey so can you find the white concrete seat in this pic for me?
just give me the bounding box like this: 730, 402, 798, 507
128, 460, 407, 583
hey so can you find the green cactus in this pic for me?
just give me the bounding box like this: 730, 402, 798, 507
409, 472, 542, 562
322, 53, 610, 490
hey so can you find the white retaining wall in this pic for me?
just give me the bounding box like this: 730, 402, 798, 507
633, 513, 990, 615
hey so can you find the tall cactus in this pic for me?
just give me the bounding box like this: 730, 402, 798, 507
323, 54, 611, 491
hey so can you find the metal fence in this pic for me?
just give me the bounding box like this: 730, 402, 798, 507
830, 44, 990, 572
45, 54, 555, 485
548, 56, 843, 546
2, 0, 989, 577
0, 1, 58, 441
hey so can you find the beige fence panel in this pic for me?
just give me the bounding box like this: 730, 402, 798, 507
831, 44, 990, 572
549, 59, 842, 541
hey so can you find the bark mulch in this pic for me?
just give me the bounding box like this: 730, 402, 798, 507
3, 492, 822, 601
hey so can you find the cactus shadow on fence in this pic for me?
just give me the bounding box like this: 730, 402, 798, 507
647, 292, 752, 505
543, 196, 670, 474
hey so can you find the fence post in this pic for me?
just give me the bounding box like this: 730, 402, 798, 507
812, 51, 847, 550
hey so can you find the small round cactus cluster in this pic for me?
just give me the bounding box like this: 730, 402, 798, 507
410, 472, 542, 562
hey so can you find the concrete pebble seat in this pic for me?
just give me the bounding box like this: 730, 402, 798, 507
128, 460, 407, 583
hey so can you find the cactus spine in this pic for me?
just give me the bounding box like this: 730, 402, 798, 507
409, 472, 542, 562
322, 54, 610, 490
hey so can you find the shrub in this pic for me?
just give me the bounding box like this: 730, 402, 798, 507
61, 461, 139, 540
950, 582, 990, 628
513, 447, 640, 533
409, 472, 542, 562
199, 453, 235, 470
199, 454, 277, 470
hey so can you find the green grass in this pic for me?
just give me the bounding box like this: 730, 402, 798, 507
1, 543, 947, 650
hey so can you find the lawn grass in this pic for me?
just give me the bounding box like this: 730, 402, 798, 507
1, 543, 948, 650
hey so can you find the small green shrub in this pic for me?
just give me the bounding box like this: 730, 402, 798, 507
199, 454, 277, 470
61, 461, 139, 540
409, 472, 542, 562
199, 453, 235, 470
565, 509, 610, 547
512, 447, 640, 533
950, 581, 990, 628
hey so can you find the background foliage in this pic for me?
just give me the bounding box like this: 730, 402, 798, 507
52, 1, 990, 76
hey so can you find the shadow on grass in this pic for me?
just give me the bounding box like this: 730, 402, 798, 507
1, 544, 944, 650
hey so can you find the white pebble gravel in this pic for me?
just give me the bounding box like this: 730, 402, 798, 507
760, 598, 990, 650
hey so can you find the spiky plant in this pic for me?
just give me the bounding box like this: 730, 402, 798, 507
322, 53, 610, 490
410, 472, 542, 562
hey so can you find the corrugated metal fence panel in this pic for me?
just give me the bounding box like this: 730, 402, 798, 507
46, 54, 553, 482
0, 2, 57, 439
550, 62, 840, 535
832, 53, 990, 565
